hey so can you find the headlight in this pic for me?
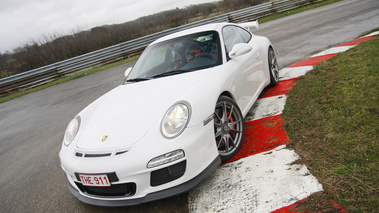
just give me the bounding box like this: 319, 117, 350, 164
64, 116, 81, 146
161, 101, 191, 139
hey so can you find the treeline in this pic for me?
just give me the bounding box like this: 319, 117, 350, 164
0, 0, 264, 78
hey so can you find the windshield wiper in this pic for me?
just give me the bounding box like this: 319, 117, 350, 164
126, 70, 193, 82
126, 77, 152, 82
152, 70, 192, 79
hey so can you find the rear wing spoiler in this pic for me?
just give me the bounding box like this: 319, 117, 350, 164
239, 20, 259, 32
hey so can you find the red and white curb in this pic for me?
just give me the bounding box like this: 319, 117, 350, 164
189, 31, 378, 213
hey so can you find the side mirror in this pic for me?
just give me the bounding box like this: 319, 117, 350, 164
124, 67, 132, 77
228, 43, 252, 59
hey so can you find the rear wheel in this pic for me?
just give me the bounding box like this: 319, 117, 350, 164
214, 96, 244, 162
268, 47, 279, 86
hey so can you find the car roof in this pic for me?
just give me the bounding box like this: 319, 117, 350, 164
151, 22, 231, 45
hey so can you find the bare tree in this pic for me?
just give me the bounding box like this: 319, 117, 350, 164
0, 0, 265, 79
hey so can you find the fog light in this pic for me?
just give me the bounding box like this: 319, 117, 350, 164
147, 149, 185, 168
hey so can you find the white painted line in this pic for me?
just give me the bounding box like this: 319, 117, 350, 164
279, 66, 314, 80
311, 45, 356, 57
364, 31, 379, 37
245, 95, 287, 122
189, 146, 323, 213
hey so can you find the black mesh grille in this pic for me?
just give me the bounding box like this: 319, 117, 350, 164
75, 182, 136, 197
84, 153, 112, 157
150, 160, 186, 187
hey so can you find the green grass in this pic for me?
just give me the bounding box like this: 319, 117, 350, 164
0, 56, 138, 103
283, 36, 378, 212
259, 0, 342, 23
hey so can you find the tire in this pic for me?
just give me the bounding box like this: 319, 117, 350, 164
214, 96, 244, 162
268, 47, 279, 86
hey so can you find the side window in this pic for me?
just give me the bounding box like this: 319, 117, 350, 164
222, 26, 245, 54
237, 27, 252, 43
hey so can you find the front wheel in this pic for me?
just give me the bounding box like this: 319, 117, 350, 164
268, 47, 279, 86
214, 96, 244, 162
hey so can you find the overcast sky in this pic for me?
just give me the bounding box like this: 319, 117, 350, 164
0, 0, 219, 53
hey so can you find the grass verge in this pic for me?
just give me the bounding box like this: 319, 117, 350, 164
0, 56, 138, 103
259, 0, 342, 23
282, 36, 378, 212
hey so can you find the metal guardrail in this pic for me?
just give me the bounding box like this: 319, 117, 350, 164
0, 0, 324, 96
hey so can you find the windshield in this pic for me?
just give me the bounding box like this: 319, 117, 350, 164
126, 31, 222, 82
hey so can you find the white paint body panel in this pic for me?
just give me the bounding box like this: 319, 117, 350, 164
59, 22, 275, 205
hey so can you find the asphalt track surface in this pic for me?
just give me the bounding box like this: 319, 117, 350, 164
0, 0, 378, 212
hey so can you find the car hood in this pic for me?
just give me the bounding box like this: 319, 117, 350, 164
76, 70, 209, 150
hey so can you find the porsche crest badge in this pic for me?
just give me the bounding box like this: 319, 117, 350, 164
102, 135, 108, 142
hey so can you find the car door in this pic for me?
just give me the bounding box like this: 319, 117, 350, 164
222, 25, 264, 114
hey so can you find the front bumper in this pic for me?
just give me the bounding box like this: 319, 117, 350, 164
59, 120, 220, 206
67, 156, 220, 207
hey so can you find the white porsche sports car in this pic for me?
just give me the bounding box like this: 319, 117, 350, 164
59, 21, 279, 206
